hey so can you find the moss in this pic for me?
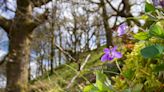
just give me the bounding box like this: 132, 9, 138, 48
30, 46, 105, 92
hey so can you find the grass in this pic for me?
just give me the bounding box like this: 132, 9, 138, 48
30, 46, 105, 92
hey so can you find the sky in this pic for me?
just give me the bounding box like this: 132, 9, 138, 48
0, 28, 8, 61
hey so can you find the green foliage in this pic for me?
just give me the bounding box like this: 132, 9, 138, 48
83, 84, 98, 92
134, 32, 149, 40
122, 68, 135, 80
154, 63, 164, 72
114, 2, 164, 91
149, 22, 164, 39
141, 44, 164, 58
30, 46, 105, 92
123, 83, 143, 92
113, 42, 162, 92
83, 71, 113, 92
84, 1, 164, 92
145, 2, 155, 12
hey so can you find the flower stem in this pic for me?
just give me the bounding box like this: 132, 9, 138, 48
116, 60, 122, 72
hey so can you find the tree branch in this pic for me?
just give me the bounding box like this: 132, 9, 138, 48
106, 0, 118, 12
0, 16, 11, 34
89, 0, 101, 5
66, 54, 91, 89
31, 0, 52, 7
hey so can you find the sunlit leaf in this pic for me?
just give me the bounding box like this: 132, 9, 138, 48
145, 2, 155, 12
149, 23, 164, 39
96, 71, 109, 91
134, 32, 149, 40
83, 84, 99, 92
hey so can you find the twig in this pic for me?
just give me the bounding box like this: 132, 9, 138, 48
66, 54, 91, 89
54, 43, 76, 62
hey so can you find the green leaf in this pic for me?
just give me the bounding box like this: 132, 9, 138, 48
96, 71, 109, 91
154, 45, 164, 54
145, 2, 155, 12
140, 15, 149, 20
141, 45, 164, 58
123, 88, 132, 92
149, 23, 164, 39
83, 84, 99, 92
122, 69, 135, 80
134, 32, 149, 40
132, 84, 143, 92
154, 63, 164, 72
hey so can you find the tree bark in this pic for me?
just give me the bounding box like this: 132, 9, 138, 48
59, 31, 62, 65
50, 35, 55, 74
6, 25, 33, 92
0, 0, 52, 91
5, 0, 35, 91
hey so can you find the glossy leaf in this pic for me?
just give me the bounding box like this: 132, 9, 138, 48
141, 45, 161, 58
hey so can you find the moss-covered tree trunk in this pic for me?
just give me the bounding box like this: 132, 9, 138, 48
6, 26, 32, 92
0, 0, 51, 91
5, 0, 35, 91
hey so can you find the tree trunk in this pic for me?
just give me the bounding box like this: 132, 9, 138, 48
58, 31, 62, 65
5, 0, 35, 91
101, 0, 113, 47
6, 28, 32, 92
96, 29, 100, 48
50, 35, 55, 74
28, 61, 31, 81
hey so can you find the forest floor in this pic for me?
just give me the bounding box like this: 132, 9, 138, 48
29, 46, 105, 92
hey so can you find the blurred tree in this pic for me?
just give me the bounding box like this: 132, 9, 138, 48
87, 0, 143, 47
0, 0, 51, 91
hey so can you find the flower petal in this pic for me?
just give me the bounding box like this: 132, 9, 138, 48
160, 0, 164, 7
117, 23, 128, 36
153, 0, 159, 6
101, 54, 109, 62
104, 48, 110, 53
113, 52, 122, 58
111, 46, 117, 52
108, 56, 114, 61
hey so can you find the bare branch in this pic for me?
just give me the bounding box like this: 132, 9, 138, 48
106, 0, 118, 12
88, 0, 101, 5
66, 54, 91, 89
31, 0, 52, 7
54, 43, 76, 62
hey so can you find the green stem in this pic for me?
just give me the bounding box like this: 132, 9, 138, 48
116, 60, 122, 73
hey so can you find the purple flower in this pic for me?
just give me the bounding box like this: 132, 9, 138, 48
152, 0, 164, 7
101, 46, 122, 62
152, 0, 159, 6
117, 23, 128, 36
160, 0, 164, 7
